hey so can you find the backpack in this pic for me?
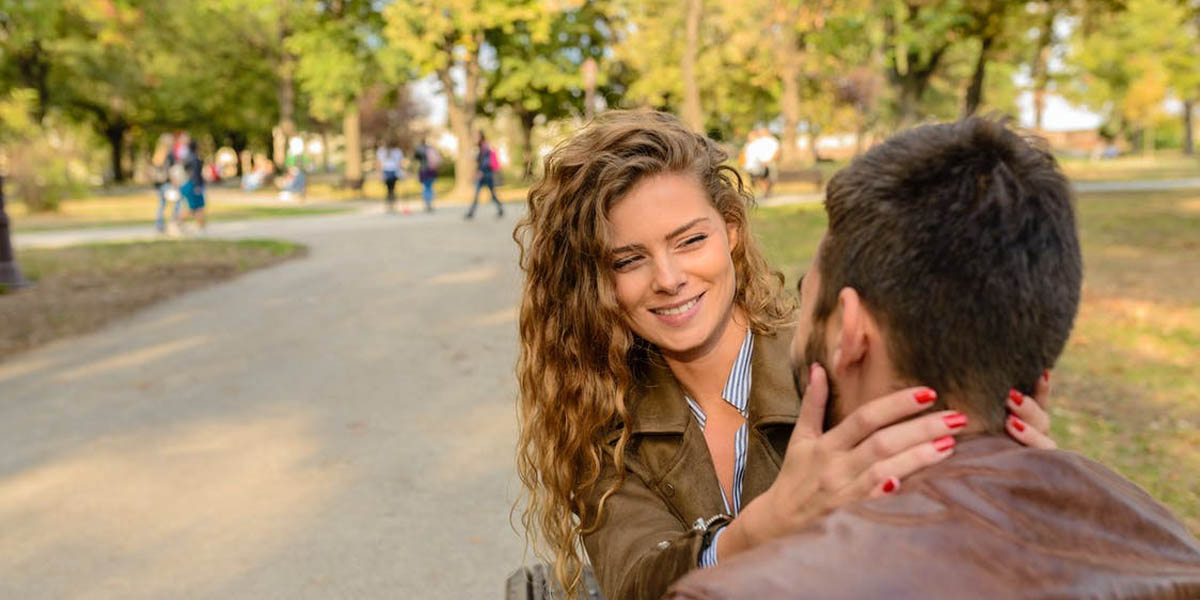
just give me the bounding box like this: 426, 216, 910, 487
488, 149, 501, 172
426, 146, 442, 170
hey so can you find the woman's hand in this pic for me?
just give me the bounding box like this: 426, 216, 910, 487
721, 363, 964, 556
1005, 370, 1055, 449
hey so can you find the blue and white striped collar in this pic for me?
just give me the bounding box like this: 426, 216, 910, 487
684, 330, 754, 428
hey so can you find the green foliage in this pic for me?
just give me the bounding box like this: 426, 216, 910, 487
1068, 0, 1197, 144
0, 89, 87, 212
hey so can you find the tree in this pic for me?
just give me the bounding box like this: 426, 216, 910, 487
288, 0, 388, 187
680, 0, 704, 131
384, 0, 540, 198
960, 0, 1024, 117
881, 0, 971, 126
482, 2, 622, 179
1069, 0, 1194, 154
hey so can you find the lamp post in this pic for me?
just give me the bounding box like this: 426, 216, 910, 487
0, 174, 30, 290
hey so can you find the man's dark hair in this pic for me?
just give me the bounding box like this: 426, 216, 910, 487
815, 117, 1082, 430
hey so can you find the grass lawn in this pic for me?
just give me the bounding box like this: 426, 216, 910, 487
0, 239, 306, 361
1058, 151, 1200, 182
9, 187, 356, 232
752, 188, 1200, 535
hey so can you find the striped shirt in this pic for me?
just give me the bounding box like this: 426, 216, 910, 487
689, 330, 753, 568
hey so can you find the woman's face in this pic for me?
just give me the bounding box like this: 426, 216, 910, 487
606, 173, 740, 358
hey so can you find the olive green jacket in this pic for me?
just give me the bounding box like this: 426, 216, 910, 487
581, 328, 801, 599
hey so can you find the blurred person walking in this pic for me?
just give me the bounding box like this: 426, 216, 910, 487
464, 133, 502, 219
179, 140, 207, 232
742, 127, 779, 198
413, 138, 440, 212
151, 133, 183, 233
377, 140, 405, 214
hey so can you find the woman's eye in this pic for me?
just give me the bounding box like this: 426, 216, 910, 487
613, 256, 640, 271
682, 234, 708, 247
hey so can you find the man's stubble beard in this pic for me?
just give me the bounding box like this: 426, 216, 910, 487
801, 321, 841, 432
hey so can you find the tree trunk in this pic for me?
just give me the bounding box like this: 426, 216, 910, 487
276, 18, 296, 170
519, 110, 537, 181
680, 0, 704, 132
807, 121, 824, 163
1143, 125, 1154, 156
343, 104, 363, 188
105, 123, 128, 183
231, 137, 247, 178
1184, 100, 1195, 156
440, 46, 480, 199
775, 2, 802, 168
963, 36, 993, 117
1030, 7, 1055, 131
16, 41, 51, 123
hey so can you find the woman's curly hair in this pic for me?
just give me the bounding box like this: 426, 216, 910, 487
513, 110, 795, 594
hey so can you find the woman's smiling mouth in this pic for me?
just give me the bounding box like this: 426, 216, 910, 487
650, 292, 705, 321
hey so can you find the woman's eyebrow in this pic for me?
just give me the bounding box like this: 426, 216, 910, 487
609, 217, 711, 255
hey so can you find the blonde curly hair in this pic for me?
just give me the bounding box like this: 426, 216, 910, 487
513, 110, 795, 594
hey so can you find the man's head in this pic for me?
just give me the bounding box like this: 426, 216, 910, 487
791, 117, 1082, 431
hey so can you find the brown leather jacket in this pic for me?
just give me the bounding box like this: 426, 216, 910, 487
582, 329, 800, 600
667, 436, 1200, 600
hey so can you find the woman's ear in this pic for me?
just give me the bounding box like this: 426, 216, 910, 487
726, 219, 741, 252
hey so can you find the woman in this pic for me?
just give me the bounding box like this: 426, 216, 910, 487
513, 111, 1053, 599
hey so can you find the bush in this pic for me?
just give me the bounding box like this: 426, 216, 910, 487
0, 90, 88, 213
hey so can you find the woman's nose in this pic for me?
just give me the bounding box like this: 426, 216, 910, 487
651, 256, 686, 295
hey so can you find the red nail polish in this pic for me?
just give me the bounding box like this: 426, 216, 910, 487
914, 389, 937, 404
1009, 389, 1024, 406
1010, 416, 1026, 433
943, 413, 968, 429
1042, 370, 1050, 383
933, 436, 956, 452
881, 476, 899, 494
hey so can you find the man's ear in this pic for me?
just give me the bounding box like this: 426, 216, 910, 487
830, 287, 869, 376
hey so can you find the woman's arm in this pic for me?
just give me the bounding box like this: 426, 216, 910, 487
716, 364, 964, 559
581, 456, 724, 600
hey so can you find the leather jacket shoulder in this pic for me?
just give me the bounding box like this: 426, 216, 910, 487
668, 436, 1200, 600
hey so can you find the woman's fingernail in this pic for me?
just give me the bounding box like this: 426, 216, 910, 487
810, 363, 818, 379
1009, 389, 1024, 406
881, 476, 899, 494
1010, 416, 1026, 433
943, 413, 968, 429
914, 389, 937, 404
933, 436, 956, 452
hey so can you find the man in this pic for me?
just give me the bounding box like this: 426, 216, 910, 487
742, 127, 779, 198
667, 117, 1200, 599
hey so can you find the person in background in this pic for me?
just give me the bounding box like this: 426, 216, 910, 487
377, 140, 405, 214
179, 140, 207, 232
465, 132, 503, 219
742, 128, 779, 199
413, 138, 440, 212
151, 133, 183, 233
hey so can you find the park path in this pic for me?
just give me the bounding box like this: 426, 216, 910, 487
2, 206, 529, 599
